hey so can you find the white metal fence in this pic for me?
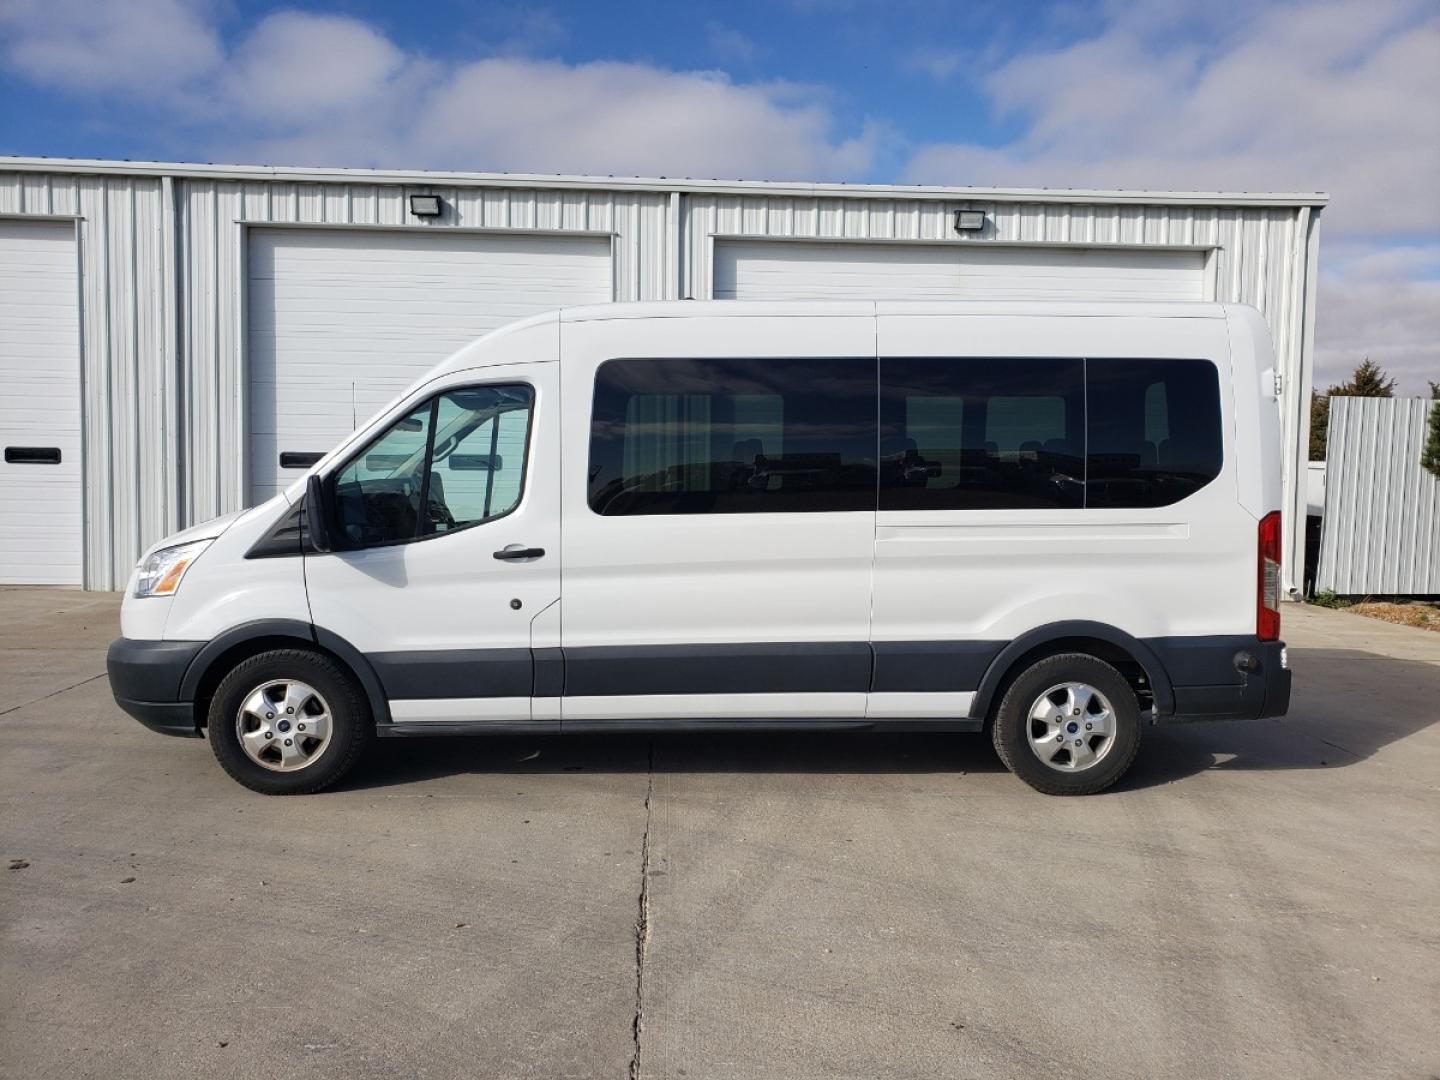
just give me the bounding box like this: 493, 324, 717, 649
1316, 396, 1440, 595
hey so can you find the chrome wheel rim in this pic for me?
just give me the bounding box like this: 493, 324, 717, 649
234, 680, 333, 773
1026, 682, 1116, 773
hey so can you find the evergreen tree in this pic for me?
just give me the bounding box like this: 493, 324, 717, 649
1339, 358, 1397, 398
1309, 391, 1329, 460
1423, 381, 1440, 479
1308, 357, 1396, 461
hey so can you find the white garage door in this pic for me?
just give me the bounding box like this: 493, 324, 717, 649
247, 228, 613, 504
0, 220, 82, 586
714, 240, 1206, 302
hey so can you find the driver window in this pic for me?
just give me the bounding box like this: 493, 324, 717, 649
334, 402, 432, 547
332, 384, 534, 548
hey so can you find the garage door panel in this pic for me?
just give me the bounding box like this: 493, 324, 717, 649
715, 240, 1205, 302
0, 220, 82, 585
254, 282, 614, 322
252, 299, 596, 332
247, 227, 612, 505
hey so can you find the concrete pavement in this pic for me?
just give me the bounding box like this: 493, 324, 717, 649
1, 590, 1436, 1079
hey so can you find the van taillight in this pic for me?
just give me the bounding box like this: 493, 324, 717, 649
1257, 511, 1282, 641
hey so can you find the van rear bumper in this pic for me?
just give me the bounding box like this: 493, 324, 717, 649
1153, 638, 1290, 722
107, 638, 205, 738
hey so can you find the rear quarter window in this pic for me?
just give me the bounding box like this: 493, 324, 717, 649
1085, 358, 1223, 509
879, 356, 1222, 511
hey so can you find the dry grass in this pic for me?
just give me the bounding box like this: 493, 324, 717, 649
1347, 601, 1440, 632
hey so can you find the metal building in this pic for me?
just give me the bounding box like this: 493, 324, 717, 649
0, 157, 1325, 591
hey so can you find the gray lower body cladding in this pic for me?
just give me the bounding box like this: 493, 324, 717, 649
107, 631, 1290, 736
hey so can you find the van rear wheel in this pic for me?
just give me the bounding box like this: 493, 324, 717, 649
991, 653, 1141, 796
206, 648, 371, 795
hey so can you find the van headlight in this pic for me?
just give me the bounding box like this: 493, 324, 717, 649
134, 540, 211, 598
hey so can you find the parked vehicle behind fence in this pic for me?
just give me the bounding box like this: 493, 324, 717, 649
107, 300, 1290, 795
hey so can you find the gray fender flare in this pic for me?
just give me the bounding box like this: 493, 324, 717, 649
178, 619, 391, 726
968, 620, 1174, 720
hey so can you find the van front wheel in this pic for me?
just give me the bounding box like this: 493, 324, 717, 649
991, 653, 1141, 796
206, 648, 371, 795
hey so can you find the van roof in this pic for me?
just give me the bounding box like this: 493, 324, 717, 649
559, 299, 1233, 322
430, 299, 1240, 381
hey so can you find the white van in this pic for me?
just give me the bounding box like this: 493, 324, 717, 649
107, 301, 1290, 796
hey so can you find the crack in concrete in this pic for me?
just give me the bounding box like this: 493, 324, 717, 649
0, 672, 107, 717
1272, 717, 1364, 761
629, 740, 655, 1080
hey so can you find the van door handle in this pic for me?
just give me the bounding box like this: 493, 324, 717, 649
493, 546, 545, 561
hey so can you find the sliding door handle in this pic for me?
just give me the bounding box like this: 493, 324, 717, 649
493, 546, 545, 561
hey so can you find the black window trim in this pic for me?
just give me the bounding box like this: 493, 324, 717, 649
322, 380, 537, 553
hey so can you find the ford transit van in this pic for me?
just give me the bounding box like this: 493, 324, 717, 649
107, 301, 1291, 796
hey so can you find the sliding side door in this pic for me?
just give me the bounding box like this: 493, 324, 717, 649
557, 311, 878, 722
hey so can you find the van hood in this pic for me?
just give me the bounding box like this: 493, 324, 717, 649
139, 509, 247, 560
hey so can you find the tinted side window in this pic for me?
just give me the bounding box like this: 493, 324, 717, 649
879, 358, 1084, 510
589, 357, 877, 515
1086, 359, 1221, 508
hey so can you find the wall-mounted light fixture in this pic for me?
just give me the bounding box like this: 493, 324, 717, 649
954, 209, 987, 232
408, 193, 444, 218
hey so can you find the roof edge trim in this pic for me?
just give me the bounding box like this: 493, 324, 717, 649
0, 157, 1330, 208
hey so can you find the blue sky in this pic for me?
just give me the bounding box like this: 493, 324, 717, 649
0, 0, 1049, 166
1, 0, 1437, 388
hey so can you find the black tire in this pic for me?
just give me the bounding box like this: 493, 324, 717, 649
991, 652, 1141, 796
206, 648, 371, 795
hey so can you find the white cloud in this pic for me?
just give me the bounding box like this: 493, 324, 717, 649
223, 12, 408, 121
904, 0, 1440, 238
0, 0, 222, 95
706, 22, 761, 67
225, 47, 879, 179
407, 61, 877, 179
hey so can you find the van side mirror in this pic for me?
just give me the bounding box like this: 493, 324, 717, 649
305, 474, 334, 553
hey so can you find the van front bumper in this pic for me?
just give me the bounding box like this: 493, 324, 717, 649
106, 638, 205, 738
1154, 638, 1291, 722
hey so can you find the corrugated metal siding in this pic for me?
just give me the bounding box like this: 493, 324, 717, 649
1316, 397, 1440, 595
1, 172, 171, 588
0, 167, 1319, 590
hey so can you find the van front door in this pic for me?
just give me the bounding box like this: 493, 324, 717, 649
557, 312, 878, 722
305, 360, 560, 725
